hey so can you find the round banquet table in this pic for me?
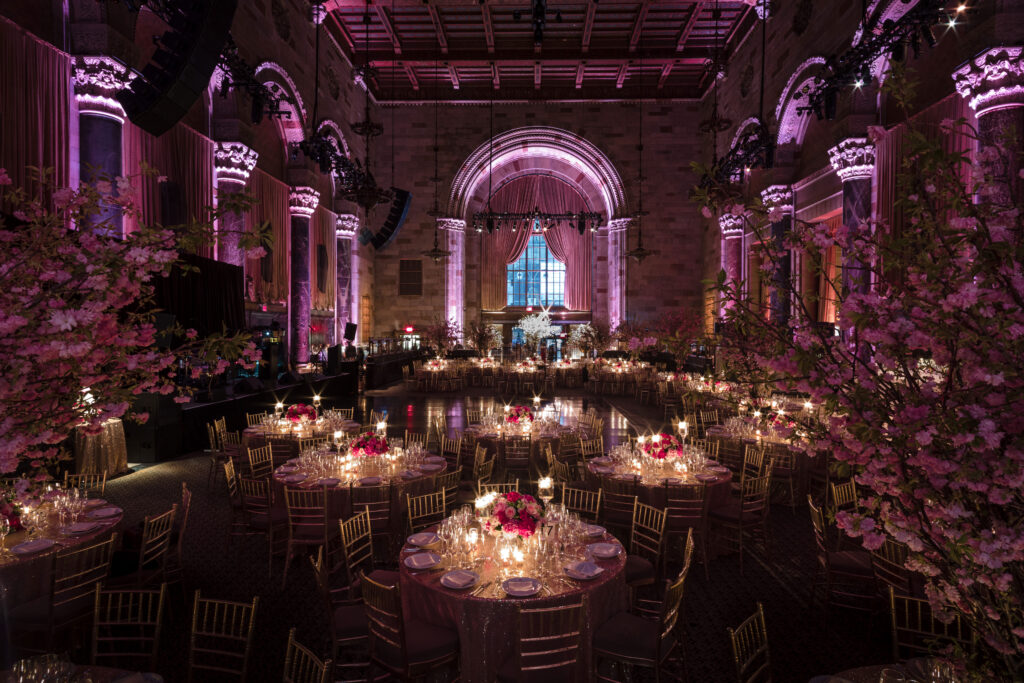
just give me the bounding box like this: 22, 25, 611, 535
809, 658, 947, 683
583, 458, 733, 509
270, 455, 446, 533
242, 419, 362, 455
399, 524, 628, 682
0, 499, 122, 610
1, 664, 162, 682
465, 424, 577, 469
74, 419, 129, 476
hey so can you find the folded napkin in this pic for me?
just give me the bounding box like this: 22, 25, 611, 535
443, 570, 477, 588
663, 477, 682, 485
505, 578, 537, 594
425, 455, 446, 463
420, 464, 443, 472
587, 542, 621, 559
359, 476, 382, 486
84, 498, 107, 508
88, 506, 122, 519
405, 552, 440, 569
399, 469, 420, 479
283, 473, 307, 484
695, 473, 718, 482
62, 521, 99, 535
318, 478, 341, 487
408, 532, 440, 546
12, 538, 55, 555
565, 561, 604, 579
585, 524, 606, 537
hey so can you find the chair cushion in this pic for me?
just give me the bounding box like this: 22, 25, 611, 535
829, 550, 873, 576
594, 612, 672, 662
625, 555, 655, 585
374, 619, 458, 669
333, 604, 369, 639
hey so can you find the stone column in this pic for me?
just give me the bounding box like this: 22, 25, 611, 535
334, 214, 359, 344
761, 185, 794, 326
606, 218, 631, 330
438, 218, 466, 335
952, 46, 1024, 206
718, 213, 745, 313
213, 142, 258, 266
288, 186, 319, 365
827, 138, 875, 298
72, 56, 134, 236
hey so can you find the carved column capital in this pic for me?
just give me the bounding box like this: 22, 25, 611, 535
214, 142, 259, 184
719, 213, 745, 237
953, 46, 1024, 117
73, 55, 135, 121
289, 186, 320, 218
828, 137, 875, 182
336, 214, 359, 239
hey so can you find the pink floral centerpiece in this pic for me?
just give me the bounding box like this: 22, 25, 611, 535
639, 433, 682, 460
506, 406, 533, 424
485, 491, 544, 537
350, 434, 389, 456
285, 403, 317, 423
0, 488, 23, 531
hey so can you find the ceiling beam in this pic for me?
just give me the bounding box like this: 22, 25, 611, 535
575, 62, 585, 89
675, 0, 706, 51
581, 2, 595, 54
403, 63, 419, 90
448, 63, 460, 89
427, 4, 449, 54
327, 0, 702, 8
362, 46, 711, 64
628, 0, 651, 53
491, 62, 500, 89
658, 62, 673, 88
616, 62, 629, 89
482, 5, 495, 54
370, 54, 705, 70
374, 6, 402, 55
375, 82, 703, 103
534, 62, 541, 90
326, 12, 356, 52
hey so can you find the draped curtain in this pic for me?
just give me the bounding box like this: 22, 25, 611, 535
311, 205, 337, 311
122, 123, 214, 257
0, 16, 70, 207
480, 175, 592, 311
817, 214, 843, 323
245, 168, 290, 304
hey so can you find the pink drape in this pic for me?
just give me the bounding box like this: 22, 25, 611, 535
817, 215, 843, 323
311, 205, 337, 311
0, 17, 70, 207
480, 175, 592, 311
245, 168, 291, 304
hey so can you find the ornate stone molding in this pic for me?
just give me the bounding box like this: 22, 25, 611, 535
336, 214, 359, 238
952, 46, 1024, 117
289, 186, 320, 218
606, 217, 633, 233
760, 184, 794, 213
719, 213, 745, 237
214, 143, 258, 184
828, 138, 875, 182
73, 56, 135, 121
436, 217, 466, 232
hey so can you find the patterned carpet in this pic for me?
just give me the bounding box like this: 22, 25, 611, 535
93, 388, 890, 682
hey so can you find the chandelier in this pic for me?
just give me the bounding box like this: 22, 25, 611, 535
625, 32, 651, 263
471, 207, 602, 235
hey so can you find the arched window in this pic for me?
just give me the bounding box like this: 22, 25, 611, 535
507, 229, 565, 307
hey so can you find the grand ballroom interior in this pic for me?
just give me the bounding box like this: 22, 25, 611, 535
1, 0, 1022, 681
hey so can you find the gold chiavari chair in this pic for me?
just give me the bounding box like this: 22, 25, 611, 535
91, 583, 166, 670
593, 550, 688, 681
626, 501, 667, 590
741, 444, 767, 481
361, 573, 460, 680
769, 448, 800, 510
339, 509, 398, 592
479, 480, 519, 497
165, 482, 192, 586
579, 438, 604, 463
223, 460, 247, 538
407, 491, 446, 534
405, 430, 428, 450
283, 627, 332, 683
238, 477, 285, 575
298, 437, 328, 453
248, 445, 274, 479
64, 470, 108, 496
370, 410, 387, 425
718, 436, 743, 473
807, 496, 874, 613
436, 470, 461, 515
550, 460, 573, 485
502, 435, 532, 480
599, 477, 638, 534
309, 547, 370, 679
267, 434, 299, 465
728, 603, 771, 683
699, 409, 720, 431
665, 483, 711, 581
829, 479, 858, 513
498, 597, 586, 682
561, 485, 601, 522
458, 434, 478, 479
888, 586, 972, 662
440, 436, 462, 473
10, 533, 119, 653
206, 423, 230, 490
351, 484, 394, 556
475, 458, 496, 488
465, 409, 485, 425
336, 407, 355, 420
710, 470, 773, 575
703, 438, 721, 461
187, 590, 259, 683
559, 433, 582, 466
110, 504, 177, 587
282, 487, 332, 586
246, 412, 269, 427
871, 537, 913, 598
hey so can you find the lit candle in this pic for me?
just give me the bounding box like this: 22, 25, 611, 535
753, 410, 762, 419
313, 394, 321, 406
533, 396, 540, 405
652, 433, 661, 443
500, 547, 511, 563
333, 430, 343, 442
637, 435, 646, 445
538, 476, 552, 492
376, 420, 387, 433
803, 401, 813, 412
275, 402, 284, 414
504, 405, 510, 413
513, 548, 524, 564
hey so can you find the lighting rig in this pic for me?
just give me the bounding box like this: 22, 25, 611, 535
471, 208, 603, 236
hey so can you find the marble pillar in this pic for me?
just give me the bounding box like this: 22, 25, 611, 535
288, 187, 320, 365
335, 214, 359, 344
953, 46, 1024, 206
213, 142, 258, 266
72, 56, 134, 236
761, 185, 794, 326
828, 138, 875, 298
719, 213, 745, 313
606, 218, 631, 330
438, 218, 466, 335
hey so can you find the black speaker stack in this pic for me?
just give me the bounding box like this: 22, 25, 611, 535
358, 189, 411, 250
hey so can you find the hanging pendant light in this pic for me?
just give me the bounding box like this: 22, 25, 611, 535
626, 36, 652, 264
423, 47, 449, 264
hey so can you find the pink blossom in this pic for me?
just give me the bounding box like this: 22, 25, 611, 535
0, 169, 11, 185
